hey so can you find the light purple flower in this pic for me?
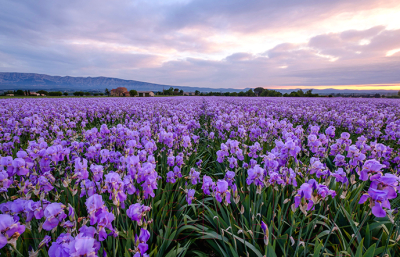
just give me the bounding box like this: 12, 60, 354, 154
359, 188, 391, 217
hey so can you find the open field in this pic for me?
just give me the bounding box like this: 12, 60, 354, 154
0, 97, 400, 256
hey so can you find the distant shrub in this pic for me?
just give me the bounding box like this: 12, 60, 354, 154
48, 91, 63, 96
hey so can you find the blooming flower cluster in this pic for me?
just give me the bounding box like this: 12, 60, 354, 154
0, 97, 400, 255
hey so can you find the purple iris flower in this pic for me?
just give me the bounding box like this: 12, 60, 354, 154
333, 154, 346, 167
123, 175, 137, 195
202, 175, 215, 195
166, 171, 176, 184
228, 157, 238, 169
261, 153, 278, 172
73, 158, 89, 180
104, 172, 127, 208
331, 168, 348, 184
38, 176, 54, 192
215, 180, 231, 204
97, 210, 115, 241
90, 164, 104, 182
188, 168, 200, 185
370, 173, 399, 199
68, 234, 98, 256
359, 188, 391, 217
175, 155, 184, 166
186, 189, 196, 205
48, 233, 74, 257
133, 228, 150, 256
100, 149, 110, 163
0, 171, 12, 192
167, 156, 175, 167
43, 203, 67, 231
127, 203, 151, 225
261, 221, 267, 234
224, 171, 235, 186
359, 159, 385, 181
80, 179, 98, 198
126, 155, 140, 177
38, 235, 52, 249
0, 214, 25, 249
173, 166, 182, 178
12, 158, 29, 176
294, 183, 314, 211
246, 165, 264, 186
325, 126, 336, 138
285, 140, 301, 158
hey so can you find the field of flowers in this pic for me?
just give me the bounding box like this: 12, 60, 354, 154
0, 97, 400, 257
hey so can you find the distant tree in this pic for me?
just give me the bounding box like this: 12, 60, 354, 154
63, 92, 68, 96
195, 90, 200, 96
129, 90, 138, 97
174, 88, 179, 95
105, 88, 110, 97
224, 92, 230, 96
37, 90, 48, 95
84, 92, 91, 96
238, 91, 245, 96
230, 92, 238, 96
254, 87, 264, 96
28, 90, 31, 95
246, 89, 255, 96
179, 89, 184, 95
48, 91, 62, 96
328, 95, 333, 97
15, 90, 25, 96
73, 91, 84, 96
99, 93, 104, 96
200, 92, 205, 96
398, 90, 400, 96
260, 89, 282, 97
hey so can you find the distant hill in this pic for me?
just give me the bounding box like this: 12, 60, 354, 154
0, 72, 249, 93
0, 72, 398, 95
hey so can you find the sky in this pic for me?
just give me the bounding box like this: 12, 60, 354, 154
1, 0, 400, 90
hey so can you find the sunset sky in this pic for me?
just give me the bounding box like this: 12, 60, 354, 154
1, 0, 400, 90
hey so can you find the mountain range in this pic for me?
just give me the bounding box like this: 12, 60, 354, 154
0, 72, 250, 93
0, 72, 398, 95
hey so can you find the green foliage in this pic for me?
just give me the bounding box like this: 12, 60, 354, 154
73, 91, 84, 96
129, 90, 138, 97
48, 91, 63, 96
15, 90, 25, 96
284, 89, 319, 97
37, 90, 48, 95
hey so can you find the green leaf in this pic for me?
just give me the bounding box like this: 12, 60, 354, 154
362, 243, 376, 257
354, 238, 363, 257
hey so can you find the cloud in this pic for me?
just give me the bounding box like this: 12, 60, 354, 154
0, 0, 400, 88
